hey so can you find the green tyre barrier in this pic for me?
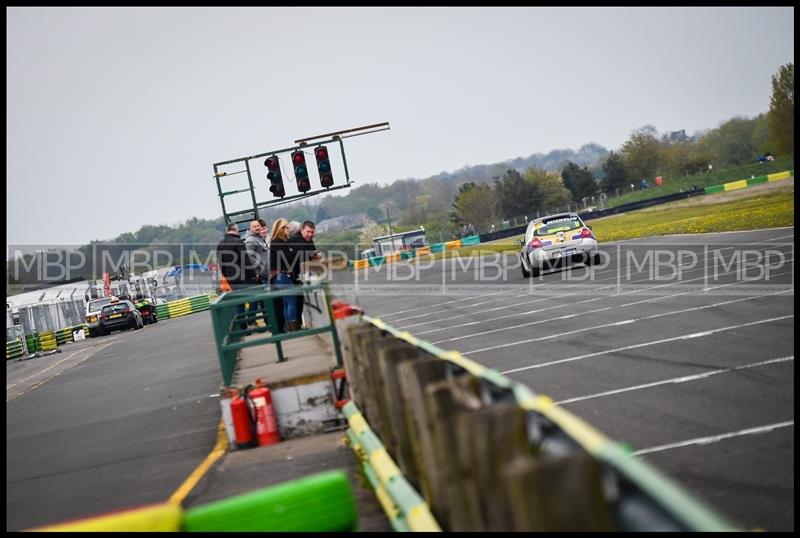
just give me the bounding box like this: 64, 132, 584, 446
430, 242, 445, 253
704, 185, 724, 194
182, 470, 357, 532
7, 340, 24, 360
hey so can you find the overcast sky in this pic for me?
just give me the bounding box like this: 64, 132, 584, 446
7, 6, 794, 246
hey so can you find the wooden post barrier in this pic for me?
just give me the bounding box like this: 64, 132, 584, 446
424, 375, 484, 531
374, 342, 430, 489
396, 359, 448, 513
454, 403, 535, 531
503, 450, 613, 531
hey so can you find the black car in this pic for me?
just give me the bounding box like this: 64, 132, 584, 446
135, 299, 158, 325
98, 300, 144, 335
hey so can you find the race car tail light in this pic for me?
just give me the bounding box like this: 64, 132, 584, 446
529, 237, 542, 249
580, 227, 593, 239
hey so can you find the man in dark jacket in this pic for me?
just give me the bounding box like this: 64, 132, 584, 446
216, 222, 257, 329
287, 220, 321, 328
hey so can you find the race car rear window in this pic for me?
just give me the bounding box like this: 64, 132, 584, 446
88, 298, 113, 312
535, 216, 582, 236
101, 303, 130, 314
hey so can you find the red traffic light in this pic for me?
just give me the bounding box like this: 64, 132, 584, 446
265, 156, 279, 170
314, 145, 333, 188
292, 152, 306, 166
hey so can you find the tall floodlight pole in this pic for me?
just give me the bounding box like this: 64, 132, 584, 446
385, 206, 394, 253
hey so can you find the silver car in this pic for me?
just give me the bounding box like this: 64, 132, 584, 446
519, 212, 600, 277
85, 296, 115, 337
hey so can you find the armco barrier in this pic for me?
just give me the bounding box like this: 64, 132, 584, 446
338, 314, 737, 531
460, 235, 481, 246
705, 169, 792, 196
444, 239, 462, 249
768, 170, 792, 182
747, 176, 769, 186
430, 243, 445, 253
723, 179, 748, 191
344, 401, 441, 531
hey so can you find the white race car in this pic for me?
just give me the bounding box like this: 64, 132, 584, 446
519, 212, 600, 278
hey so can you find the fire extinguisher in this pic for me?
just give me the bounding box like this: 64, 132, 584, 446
230, 388, 256, 449
246, 378, 281, 446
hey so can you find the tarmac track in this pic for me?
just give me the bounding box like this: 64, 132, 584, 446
337, 227, 795, 531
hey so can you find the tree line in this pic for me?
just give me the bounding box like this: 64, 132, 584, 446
452, 63, 793, 229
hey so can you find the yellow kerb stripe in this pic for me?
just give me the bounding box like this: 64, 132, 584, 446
168, 419, 228, 505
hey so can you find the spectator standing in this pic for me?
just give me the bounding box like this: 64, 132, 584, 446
269, 219, 300, 332
258, 218, 270, 248
244, 220, 270, 326
288, 221, 321, 328
216, 222, 257, 329
244, 220, 270, 284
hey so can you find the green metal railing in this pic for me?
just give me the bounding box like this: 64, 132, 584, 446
209, 282, 343, 387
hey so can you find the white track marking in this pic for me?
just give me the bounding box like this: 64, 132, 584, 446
496, 315, 794, 374
404, 244, 793, 332
7, 340, 118, 401
632, 421, 794, 456
458, 286, 791, 353
556, 357, 794, 404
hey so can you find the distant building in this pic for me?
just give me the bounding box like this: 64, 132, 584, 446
315, 213, 369, 234
372, 227, 427, 256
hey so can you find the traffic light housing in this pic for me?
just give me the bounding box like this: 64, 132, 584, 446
315, 145, 334, 188
292, 150, 311, 193
264, 155, 285, 198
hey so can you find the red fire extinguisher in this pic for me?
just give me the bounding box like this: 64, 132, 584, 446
230, 388, 256, 449
246, 378, 280, 446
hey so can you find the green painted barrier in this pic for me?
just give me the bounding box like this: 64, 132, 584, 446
400, 250, 413, 260
182, 470, 357, 532
704, 185, 724, 194
368, 256, 385, 267
6, 339, 24, 360
460, 235, 481, 246
746, 176, 769, 186
430, 242, 445, 253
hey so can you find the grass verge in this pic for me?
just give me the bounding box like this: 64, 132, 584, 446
444, 180, 794, 258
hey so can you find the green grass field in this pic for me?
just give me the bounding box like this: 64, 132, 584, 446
446, 179, 794, 258
604, 157, 794, 208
